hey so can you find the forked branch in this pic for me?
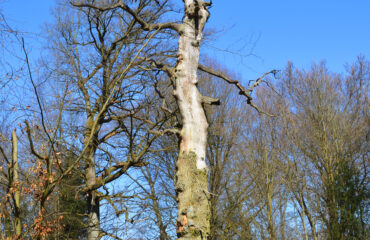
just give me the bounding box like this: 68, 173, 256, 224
198, 63, 278, 116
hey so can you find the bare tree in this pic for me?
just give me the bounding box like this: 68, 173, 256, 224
282, 59, 369, 239
47, 1, 177, 238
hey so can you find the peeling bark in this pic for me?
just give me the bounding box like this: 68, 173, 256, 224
174, 1, 211, 239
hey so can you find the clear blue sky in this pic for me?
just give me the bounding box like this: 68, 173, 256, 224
2, 0, 369, 79
206, 0, 370, 79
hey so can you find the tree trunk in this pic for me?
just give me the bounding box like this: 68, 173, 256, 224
11, 130, 21, 236
266, 185, 276, 240
85, 118, 100, 240
86, 152, 100, 240
174, 1, 211, 239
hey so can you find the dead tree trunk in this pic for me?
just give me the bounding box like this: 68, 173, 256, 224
174, 1, 212, 239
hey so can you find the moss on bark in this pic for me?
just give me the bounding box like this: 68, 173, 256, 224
176, 151, 210, 239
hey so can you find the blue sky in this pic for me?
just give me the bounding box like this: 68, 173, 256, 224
2, 0, 370, 79
206, 0, 370, 78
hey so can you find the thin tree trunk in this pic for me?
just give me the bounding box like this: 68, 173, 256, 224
174, 1, 211, 239
86, 155, 99, 240
300, 211, 309, 240
12, 130, 21, 236
264, 151, 276, 240
301, 192, 318, 240
297, 194, 309, 240
266, 186, 276, 240
85, 118, 100, 240
145, 168, 170, 240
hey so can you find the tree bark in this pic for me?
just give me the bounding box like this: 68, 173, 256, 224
11, 130, 21, 236
174, 1, 211, 239
85, 118, 100, 240
86, 151, 100, 240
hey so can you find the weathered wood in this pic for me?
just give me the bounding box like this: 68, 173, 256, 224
174, 1, 211, 239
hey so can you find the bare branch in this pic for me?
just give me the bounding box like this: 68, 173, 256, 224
198, 63, 277, 116
22, 38, 54, 149
71, 1, 181, 33
161, 99, 174, 114
100, 229, 123, 240
24, 120, 48, 160
0, 144, 9, 164
81, 161, 148, 192
149, 128, 181, 136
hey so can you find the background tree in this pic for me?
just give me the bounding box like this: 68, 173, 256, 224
47, 1, 178, 238
281, 59, 369, 239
